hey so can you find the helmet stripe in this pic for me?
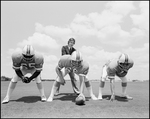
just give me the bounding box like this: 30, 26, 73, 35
27, 45, 29, 55
76, 51, 80, 61
124, 54, 128, 63
28, 45, 30, 55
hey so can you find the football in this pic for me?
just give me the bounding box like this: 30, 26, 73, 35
75, 95, 85, 105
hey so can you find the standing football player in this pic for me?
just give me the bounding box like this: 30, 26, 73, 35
98, 53, 134, 101
47, 51, 98, 102
2, 45, 47, 104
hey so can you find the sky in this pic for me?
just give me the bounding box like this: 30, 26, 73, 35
1, 1, 149, 81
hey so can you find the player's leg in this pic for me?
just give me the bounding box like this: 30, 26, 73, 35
84, 76, 98, 100
55, 84, 60, 96
35, 75, 47, 102
47, 68, 68, 102
2, 74, 20, 104
98, 65, 107, 100
69, 71, 80, 95
120, 76, 133, 100
47, 81, 60, 102
54, 68, 68, 96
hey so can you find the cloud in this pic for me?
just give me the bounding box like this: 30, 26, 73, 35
44, 55, 58, 63
33, 1, 148, 49
17, 32, 60, 50
106, 1, 136, 16
130, 1, 149, 31
97, 24, 131, 47
8, 47, 22, 55
80, 46, 121, 62
35, 22, 74, 42
123, 43, 149, 64
122, 43, 149, 80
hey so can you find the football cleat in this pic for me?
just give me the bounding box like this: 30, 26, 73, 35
41, 95, 47, 102
2, 97, 9, 104
47, 97, 53, 102
91, 95, 98, 100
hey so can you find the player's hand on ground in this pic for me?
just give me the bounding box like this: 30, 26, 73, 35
110, 94, 115, 102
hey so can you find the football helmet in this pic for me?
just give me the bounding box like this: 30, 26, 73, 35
118, 53, 129, 67
22, 45, 35, 61
71, 51, 83, 68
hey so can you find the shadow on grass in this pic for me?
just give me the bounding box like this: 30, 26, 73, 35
11, 96, 41, 103
54, 93, 89, 103
102, 95, 129, 102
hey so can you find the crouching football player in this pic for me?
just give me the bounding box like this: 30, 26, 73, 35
98, 53, 134, 101
2, 45, 47, 104
47, 51, 98, 102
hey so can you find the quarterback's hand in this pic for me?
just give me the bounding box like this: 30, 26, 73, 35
110, 94, 115, 102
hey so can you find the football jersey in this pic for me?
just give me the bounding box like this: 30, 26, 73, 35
12, 51, 44, 71
58, 55, 89, 76
106, 57, 134, 77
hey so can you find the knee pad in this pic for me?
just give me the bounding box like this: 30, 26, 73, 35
100, 81, 105, 88
55, 81, 60, 87
122, 82, 127, 87
85, 81, 91, 87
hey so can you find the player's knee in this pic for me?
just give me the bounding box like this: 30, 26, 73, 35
36, 79, 41, 83
101, 76, 106, 82
10, 81, 17, 89
100, 80, 105, 88
55, 81, 61, 87
11, 76, 19, 83
122, 82, 127, 87
85, 81, 91, 87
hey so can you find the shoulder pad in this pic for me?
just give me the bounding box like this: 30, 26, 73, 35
12, 51, 23, 64
34, 52, 44, 64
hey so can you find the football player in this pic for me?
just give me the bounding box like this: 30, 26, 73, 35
47, 51, 98, 102
2, 45, 47, 104
98, 53, 134, 101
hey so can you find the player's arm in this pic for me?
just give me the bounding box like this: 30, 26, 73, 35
78, 67, 89, 94
28, 70, 41, 81
56, 66, 65, 85
28, 54, 43, 82
107, 66, 116, 101
79, 75, 85, 95
12, 53, 26, 81
15, 69, 24, 79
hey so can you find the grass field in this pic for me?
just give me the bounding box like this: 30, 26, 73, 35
1, 80, 149, 118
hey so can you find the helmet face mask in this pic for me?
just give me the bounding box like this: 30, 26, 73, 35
119, 62, 129, 68
71, 60, 82, 68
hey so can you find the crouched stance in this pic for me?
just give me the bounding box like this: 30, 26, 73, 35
98, 53, 134, 101
2, 45, 46, 104
47, 51, 97, 102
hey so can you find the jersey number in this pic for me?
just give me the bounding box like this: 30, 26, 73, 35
21, 63, 35, 69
